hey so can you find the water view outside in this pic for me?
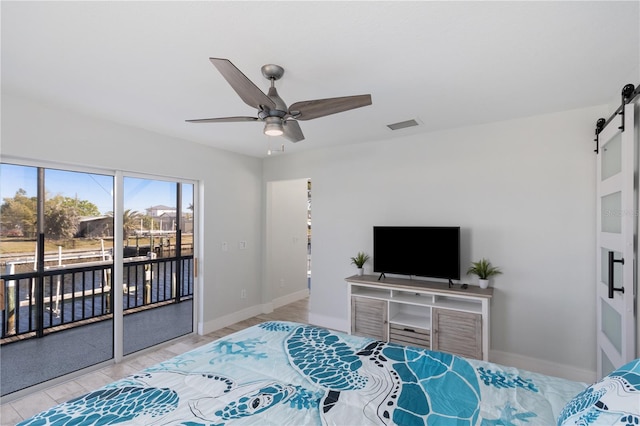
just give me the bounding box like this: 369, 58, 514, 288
0, 163, 195, 395
122, 176, 194, 355
1, 165, 115, 337
0, 164, 116, 395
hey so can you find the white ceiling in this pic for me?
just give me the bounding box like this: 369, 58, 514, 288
2, 1, 639, 158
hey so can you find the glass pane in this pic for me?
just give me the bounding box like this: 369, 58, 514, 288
601, 349, 615, 377
1, 164, 115, 396
601, 299, 622, 353
602, 132, 622, 181
600, 248, 623, 289
0, 163, 38, 252
123, 177, 193, 355
0, 163, 38, 339
43, 168, 114, 326
601, 191, 622, 233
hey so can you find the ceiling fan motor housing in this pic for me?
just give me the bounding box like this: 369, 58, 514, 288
263, 87, 288, 118
261, 64, 284, 81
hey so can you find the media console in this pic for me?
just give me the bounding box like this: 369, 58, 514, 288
346, 275, 493, 361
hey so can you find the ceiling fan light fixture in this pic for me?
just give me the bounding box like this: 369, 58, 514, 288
264, 117, 284, 136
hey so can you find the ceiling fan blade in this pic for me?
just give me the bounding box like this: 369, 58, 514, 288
282, 120, 305, 143
289, 94, 372, 121
209, 58, 276, 110
185, 116, 259, 123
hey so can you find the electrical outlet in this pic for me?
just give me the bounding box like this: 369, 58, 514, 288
280, 278, 285, 288
222, 241, 228, 252
241, 289, 246, 299
239, 241, 247, 250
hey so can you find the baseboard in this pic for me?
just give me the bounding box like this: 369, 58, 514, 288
490, 349, 596, 383
201, 304, 264, 335
200, 289, 310, 335
272, 288, 309, 310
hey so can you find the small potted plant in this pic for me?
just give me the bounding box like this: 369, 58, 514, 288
467, 258, 502, 289
350, 251, 370, 276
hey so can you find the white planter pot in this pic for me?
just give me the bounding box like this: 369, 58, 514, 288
478, 279, 489, 289
357, 268, 364, 276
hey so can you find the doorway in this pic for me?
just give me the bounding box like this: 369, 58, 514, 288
266, 179, 311, 307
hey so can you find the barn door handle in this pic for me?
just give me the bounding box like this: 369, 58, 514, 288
608, 251, 625, 299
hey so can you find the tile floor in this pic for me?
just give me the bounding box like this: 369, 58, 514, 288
0, 297, 309, 424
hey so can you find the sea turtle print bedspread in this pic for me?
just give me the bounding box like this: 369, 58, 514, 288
19, 321, 587, 425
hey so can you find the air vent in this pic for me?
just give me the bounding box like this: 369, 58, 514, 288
386, 119, 419, 131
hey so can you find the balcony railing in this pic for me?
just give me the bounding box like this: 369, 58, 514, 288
0, 255, 194, 341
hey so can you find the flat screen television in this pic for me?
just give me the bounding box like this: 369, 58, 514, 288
373, 226, 460, 280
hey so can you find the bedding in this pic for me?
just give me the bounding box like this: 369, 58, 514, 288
16, 321, 636, 425
557, 358, 640, 425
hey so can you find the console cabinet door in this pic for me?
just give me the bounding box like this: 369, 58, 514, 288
351, 296, 388, 341
432, 308, 482, 359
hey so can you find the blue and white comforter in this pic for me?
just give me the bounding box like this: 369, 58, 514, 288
19, 321, 597, 425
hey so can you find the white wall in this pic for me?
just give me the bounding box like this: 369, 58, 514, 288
263, 105, 607, 381
264, 179, 310, 308
1, 89, 610, 381
0, 91, 264, 334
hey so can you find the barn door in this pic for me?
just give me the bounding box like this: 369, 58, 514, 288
596, 103, 636, 378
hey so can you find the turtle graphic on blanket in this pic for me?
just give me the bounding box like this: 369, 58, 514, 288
17, 370, 309, 425
284, 324, 482, 425
181, 324, 482, 425
18, 324, 482, 425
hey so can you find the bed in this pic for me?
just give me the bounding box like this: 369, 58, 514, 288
18, 321, 640, 425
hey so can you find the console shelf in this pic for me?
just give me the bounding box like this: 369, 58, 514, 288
347, 274, 493, 361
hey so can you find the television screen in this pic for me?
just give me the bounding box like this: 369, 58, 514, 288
373, 226, 460, 280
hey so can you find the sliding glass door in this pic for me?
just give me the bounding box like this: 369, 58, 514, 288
122, 177, 194, 355
0, 163, 197, 397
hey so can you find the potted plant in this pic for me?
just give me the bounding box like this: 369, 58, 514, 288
350, 251, 370, 276
467, 258, 502, 289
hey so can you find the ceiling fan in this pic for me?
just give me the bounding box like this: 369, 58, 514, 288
186, 58, 372, 143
